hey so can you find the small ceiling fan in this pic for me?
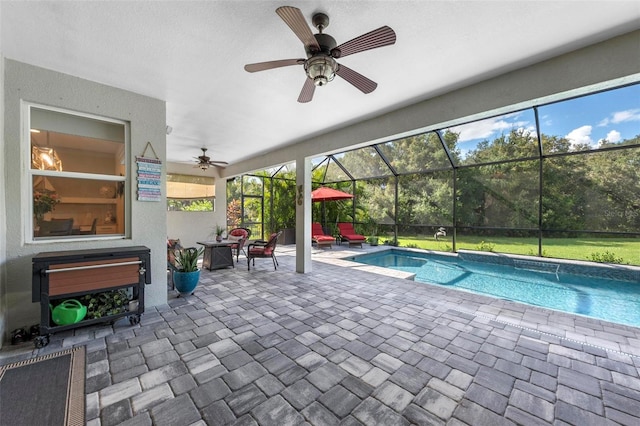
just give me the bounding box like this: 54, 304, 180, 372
244, 6, 396, 103
194, 148, 228, 170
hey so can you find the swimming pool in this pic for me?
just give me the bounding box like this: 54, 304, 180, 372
348, 249, 640, 328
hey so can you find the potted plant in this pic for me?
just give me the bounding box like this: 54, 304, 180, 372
214, 225, 226, 242
79, 289, 129, 319
367, 235, 379, 246
172, 247, 204, 296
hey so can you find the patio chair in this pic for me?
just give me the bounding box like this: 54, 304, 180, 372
247, 231, 282, 271
337, 222, 367, 248
312, 222, 335, 248
228, 228, 249, 261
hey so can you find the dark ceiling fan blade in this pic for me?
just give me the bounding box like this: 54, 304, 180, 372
333, 26, 396, 58
244, 59, 304, 73
276, 6, 321, 52
335, 64, 377, 94
297, 78, 316, 103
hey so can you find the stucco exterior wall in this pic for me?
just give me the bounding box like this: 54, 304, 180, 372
0, 4, 7, 348
3, 60, 167, 336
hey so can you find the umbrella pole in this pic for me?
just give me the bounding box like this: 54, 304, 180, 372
322, 201, 326, 228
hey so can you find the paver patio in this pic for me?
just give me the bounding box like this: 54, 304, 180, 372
2, 245, 640, 425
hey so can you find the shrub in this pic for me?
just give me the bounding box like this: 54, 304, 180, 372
384, 238, 399, 246
589, 251, 625, 264
476, 241, 495, 252
527, 249, 550, 257
405, 243, 418, 248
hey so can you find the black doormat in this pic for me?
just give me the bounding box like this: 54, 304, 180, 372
0, 346, 85, 426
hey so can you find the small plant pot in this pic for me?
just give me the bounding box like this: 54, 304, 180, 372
173, 269, 201, 296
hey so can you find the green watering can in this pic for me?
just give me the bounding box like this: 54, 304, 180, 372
50, 299, 87, 325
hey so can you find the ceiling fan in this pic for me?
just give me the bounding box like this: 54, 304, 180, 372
194, 148, 228, 170
244, 6, 396, 103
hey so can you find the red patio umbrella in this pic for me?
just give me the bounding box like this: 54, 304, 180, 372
311, 187, 353, 228
311, 187, 353, 202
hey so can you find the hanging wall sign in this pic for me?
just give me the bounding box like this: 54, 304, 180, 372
136, 142, 162, 202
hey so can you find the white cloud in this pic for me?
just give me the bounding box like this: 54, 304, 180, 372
565, 125, 593, 147
598, 130, 622, 145
598, 108, 640, 126
611, 108, 640, 123
452, 116, 531, 143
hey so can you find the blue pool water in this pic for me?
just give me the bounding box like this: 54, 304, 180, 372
348, 250, 640, 328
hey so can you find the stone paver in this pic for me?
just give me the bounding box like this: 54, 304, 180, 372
4, 246, 640, 425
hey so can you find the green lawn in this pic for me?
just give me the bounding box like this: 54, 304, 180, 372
393, 235, 640, 266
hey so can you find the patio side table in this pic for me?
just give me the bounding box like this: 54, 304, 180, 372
197, 241, 234, 270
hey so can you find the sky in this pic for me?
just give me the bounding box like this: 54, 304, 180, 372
449, 83, 640, 150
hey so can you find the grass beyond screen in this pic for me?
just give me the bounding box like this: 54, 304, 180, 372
395, 236, 640, 266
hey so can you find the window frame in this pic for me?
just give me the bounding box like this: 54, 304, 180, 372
24, 101, 130, 243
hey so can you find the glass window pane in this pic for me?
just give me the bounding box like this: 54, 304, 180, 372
539, 84, 640, 154
456, 160, 539, 229
33, 175, 124, 238
29, 105, 127, 241
167, 174, 214, 199
30, 108, 125, 176
377, 132, 451, 174
442, 110, 539, 165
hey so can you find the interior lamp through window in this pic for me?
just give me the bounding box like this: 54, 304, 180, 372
31, 130, 63, 171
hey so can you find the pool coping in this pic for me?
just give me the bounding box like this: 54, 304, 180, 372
342, 246, 640, 283
457, 249, 640, 282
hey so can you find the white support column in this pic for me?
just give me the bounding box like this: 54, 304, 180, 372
214, 174, 227, 233
295, 156, 312, 273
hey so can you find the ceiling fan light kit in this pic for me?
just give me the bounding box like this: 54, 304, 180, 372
194, 147, 228, 170
305, 55, 337, 86
244, 6, 396, 103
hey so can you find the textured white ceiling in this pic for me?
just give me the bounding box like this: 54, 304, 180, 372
2, 1, 639, 167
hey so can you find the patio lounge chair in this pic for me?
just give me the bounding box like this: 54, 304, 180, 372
337, 222, 367, 248
228, 228, 249, 261
247, 231, 282, 270
312, 222, 335, 248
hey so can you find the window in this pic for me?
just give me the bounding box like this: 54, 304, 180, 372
167, 174, 215, 211
28, 105, 127, 240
